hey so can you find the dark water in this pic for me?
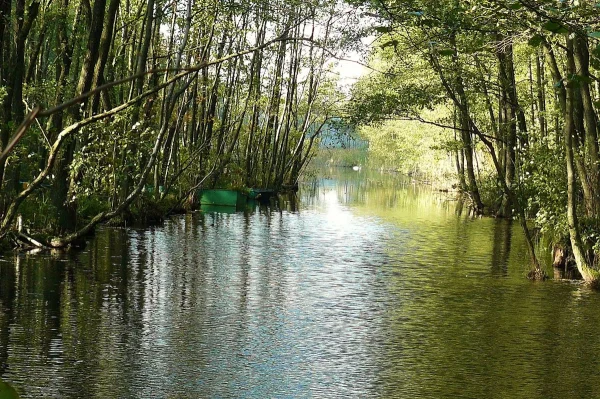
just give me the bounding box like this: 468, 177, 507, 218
1, 168, 600, 398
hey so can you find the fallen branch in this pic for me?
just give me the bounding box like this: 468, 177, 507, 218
16, 231, 49, 249
0, 107, 40, 164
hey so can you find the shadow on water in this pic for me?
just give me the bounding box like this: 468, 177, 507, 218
1, 167, 600, 398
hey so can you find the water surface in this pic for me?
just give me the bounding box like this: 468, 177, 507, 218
1, 168, 600, 398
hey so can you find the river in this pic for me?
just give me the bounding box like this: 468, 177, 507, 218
1, 168, 600, 398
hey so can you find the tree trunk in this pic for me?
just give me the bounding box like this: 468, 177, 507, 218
535, 50, 547, 138
564, 37, 599, 284
574, 33, 600, 215
91, 0, 120, 113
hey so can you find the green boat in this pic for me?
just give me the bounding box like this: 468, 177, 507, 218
198, 189, 248, 208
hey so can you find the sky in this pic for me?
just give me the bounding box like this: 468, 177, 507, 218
332, 34, 375, 94
334, 53, 369, 90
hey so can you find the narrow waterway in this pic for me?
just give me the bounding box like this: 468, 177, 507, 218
1, 168, 600, 398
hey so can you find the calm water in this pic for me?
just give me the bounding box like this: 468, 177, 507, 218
2, 168, 600, 398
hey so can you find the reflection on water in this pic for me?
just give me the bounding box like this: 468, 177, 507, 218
1, 168, 600, 398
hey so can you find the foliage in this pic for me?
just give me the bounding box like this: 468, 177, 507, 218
357, 108, 455, 179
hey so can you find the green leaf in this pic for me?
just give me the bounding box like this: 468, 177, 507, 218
508, 2, 522, 10
569, 73, 592, 85
380, 40, 399, 49
588, 31, 600, 38
374, 26, 393, 33
591, 44, 600, 69
528, 35, 544, 47
542, 21, 568, 34
438, 49, 454, 56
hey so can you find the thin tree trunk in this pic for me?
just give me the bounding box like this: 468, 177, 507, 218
535, 50, 547, 137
